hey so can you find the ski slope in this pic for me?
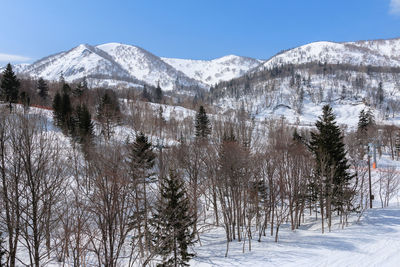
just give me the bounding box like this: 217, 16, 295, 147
191, 205, 400, 267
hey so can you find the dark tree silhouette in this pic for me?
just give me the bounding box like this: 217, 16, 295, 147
1, 63, 20, 111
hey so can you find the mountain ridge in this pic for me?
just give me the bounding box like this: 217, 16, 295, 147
4, 37, 400, 91
9, 42, 262, 91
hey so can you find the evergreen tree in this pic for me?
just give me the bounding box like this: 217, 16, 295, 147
97, 92, 121, 141
128, 132, 156, 254
0, 231, 6, 267
97, 92, 120, 119
52, 92, 63, 126
37, 77, 49, 100
61, 92, 74, 131
195, 106, 211, 139
62, 82, 71, 95
52, 91, 74, 132
377, 81, 384, 105
73, 78, 88, 98
1, 63, 20, 109
154, 82, 163, 103
310, 105, 354, 210
75, 104, 94, 143
141, 85, 151, 102
129, 132, 156, 175
358, 108, 375, 137
357, 108, 376, 160
151, 169, 196, 266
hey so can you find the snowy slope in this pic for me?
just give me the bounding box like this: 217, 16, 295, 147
191, 206, 400, 267
22, 44, 132, 82
161, 55, 262, 86
351, 38, 400, 59
97, 43, 202, 90
259, 39, 400, 70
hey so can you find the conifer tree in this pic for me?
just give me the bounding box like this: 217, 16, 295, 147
1, 63, 20, 110
52, 91, 74, 132
73, 78, 88, 98
52, 92, 63, 126
129, 132, 156, 176
377, 81, 384, 105
141, 85, 151, 102
37, 77, 49, 100
61, 92, 74, 131
75, 104, 94, 143
151, 169, 196, 266
310, 105, 355, 222
128, 132, 156, 255
62, 82, 71, 95
97, 91, 121, 141
358, 109, 375, 134
154, 82, 163, 103
195, 106, 211, 139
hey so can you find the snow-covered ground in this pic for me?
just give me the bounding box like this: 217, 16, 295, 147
191, 205, 400, 267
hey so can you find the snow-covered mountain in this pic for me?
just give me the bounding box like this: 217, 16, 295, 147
96, 43, 202, 90
258, 38, 400, 71
11, 42, 262, 91
7, 37, 400, 92
22, 44, 133, 83
161, 55, 262, 87
210, 37, 400, 130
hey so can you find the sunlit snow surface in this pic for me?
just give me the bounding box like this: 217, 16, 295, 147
191, 206, 400, 267
162, 55, 262, 87
259, 39, 400, 71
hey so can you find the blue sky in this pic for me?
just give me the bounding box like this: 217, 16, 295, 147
0, 0, 400, 65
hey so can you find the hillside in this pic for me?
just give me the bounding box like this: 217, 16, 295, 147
161, 55, 262, 87
259, 38, 400, 71
210, 39, 400, 128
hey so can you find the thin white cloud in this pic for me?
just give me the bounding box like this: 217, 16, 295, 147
390, 0, 400, 14
0, 53, 31, 62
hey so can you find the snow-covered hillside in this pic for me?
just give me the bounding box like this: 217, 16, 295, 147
351, 38, 400, 59
259, 38, 400, 70
162, 55, 262, 87
97, 43, 202, 90
22, 44, 132, 83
